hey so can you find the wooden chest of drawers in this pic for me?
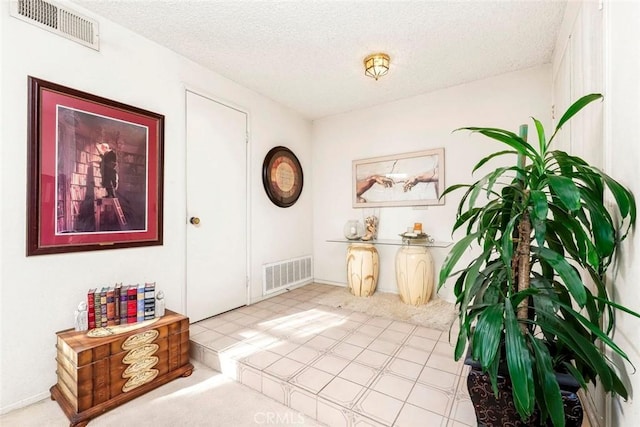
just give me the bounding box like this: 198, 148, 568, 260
50, 310, 194, 427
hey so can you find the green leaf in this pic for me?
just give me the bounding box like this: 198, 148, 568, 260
473, 304, 504, 369
457, 127, 538, 159
598, 170, 635, 221
501, 213, 520, 282
530, 190, 548, 247
530, 190, 548, 221
555, 300, 632, 362
532, 218, 546, 248
472, 150, 519, 173
530, 336, 565, 427
533, 314, 614, 391
549, 94, 603, 144
452, 207, 481, 234
593, 295, 640, 319
532, 117, 547, 155
580, 190, 615, 257
548, 175, 581, 211
438, 233, 479, 287
460, 249, 491, 314
454, 327, 468, 361
441, 183, 470, 198
531, 246, 587, 307
504, 298, 535, 418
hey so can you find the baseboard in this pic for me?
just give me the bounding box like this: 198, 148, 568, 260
249, 280, 315, 304
0, 391, 50, 415
312, 279, 401, 295
579, 389, 601, 427
311, 278, 346, 287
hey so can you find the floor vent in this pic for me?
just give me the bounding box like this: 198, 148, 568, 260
10, 0, 99, 50
263, 255, 313, 295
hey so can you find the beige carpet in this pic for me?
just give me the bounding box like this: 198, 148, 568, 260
0, 361, 321, 427
312, 286, 458, 331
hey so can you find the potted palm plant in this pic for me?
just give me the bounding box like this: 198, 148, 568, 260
438, 94, 638, 426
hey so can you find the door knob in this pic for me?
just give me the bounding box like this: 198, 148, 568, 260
190, 217, 200, 225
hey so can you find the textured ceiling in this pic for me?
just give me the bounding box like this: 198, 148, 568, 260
73, 1, 567, 120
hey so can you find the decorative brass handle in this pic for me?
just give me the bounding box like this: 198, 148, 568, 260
190, 217, 200, 225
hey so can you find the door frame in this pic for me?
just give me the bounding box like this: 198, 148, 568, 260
182, 84, 252, 316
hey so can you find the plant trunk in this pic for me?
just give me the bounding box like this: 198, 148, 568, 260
516, 211, 531, 333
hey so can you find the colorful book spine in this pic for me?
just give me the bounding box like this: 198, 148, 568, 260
106, 287, 116, 326
100, 287, 108, 327
127, 285, 138, 323
120, 285, 129, 325
94, 288, 102, 328
87, 288, 96, 330
144, 282, 156, 320
114, 283, 122, 325
137, 283, 145, 322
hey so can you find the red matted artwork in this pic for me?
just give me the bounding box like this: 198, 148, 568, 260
27, 77, 164, 255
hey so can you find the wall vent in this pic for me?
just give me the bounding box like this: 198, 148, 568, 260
10, 0, 99, 50
263, 255, 313, 295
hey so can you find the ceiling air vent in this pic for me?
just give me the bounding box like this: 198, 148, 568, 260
10, 0, 99, 50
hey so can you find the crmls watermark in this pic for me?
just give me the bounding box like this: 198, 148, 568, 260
253, 411, 306, 425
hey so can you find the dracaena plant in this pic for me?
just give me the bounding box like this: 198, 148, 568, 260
438, 94, 638, 426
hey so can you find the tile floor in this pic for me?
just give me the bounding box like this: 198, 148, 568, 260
189, 283, 475, 427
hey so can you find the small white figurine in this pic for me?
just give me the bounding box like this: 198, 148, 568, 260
155, 290, 165, 318
74, 301, 88, 332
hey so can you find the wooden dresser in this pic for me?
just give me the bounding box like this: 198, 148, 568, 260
50, 309, 194, 427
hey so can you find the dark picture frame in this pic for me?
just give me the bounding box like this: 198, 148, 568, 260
27, 77, 164, 255
353, 148, 445, 208
262, 146, 304, 208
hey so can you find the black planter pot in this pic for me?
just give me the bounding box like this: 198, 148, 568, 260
465, 356, 583, 427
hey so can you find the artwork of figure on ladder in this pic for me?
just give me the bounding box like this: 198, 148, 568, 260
27, 76, 164, 255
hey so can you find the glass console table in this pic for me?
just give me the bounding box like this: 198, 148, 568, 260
327, 238, 453, 305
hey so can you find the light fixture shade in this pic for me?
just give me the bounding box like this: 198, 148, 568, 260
364, 53, 390, 80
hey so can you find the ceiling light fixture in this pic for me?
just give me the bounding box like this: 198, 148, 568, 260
364, 53, 390, 80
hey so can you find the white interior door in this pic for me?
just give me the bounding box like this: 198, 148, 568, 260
186, 90, 247, 323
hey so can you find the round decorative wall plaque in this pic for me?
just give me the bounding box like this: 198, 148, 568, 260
262, 146, 304, 208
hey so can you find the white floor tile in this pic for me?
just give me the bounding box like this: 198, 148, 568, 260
355, 389, 403, 425
316, 398, 350, 427
264, 357, 306, 380
349, 332, 377, 348
450, 395, 476, 425
290, 388, 317, 420
418, 366, 459, 393
367, 339, 400, 356
426, 353, 463, 375
331, 341, 365, 359
413, 326, 443, 341
354, 349, 390, 369
406, 382, 454, 417
396, 345, 431, 365
241, 350, 281, 370
338, 362, 380, 387
312, 354, 351, 375
395, 403, 446, 427
386, 357, 424, 380
371, 372, 415, 401
191, 283, 461, 427
286, 346, 321, 364
366, 316, 393, 328
405, 335, 437, 352
291, 366, 335, 394
319, 377, 365, 408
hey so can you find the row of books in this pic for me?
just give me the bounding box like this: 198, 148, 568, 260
87, 283, 156, 330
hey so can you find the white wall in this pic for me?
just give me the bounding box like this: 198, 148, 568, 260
312, 66, 552, 302
0, 4, 312, 412
606, 2, 640, 426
